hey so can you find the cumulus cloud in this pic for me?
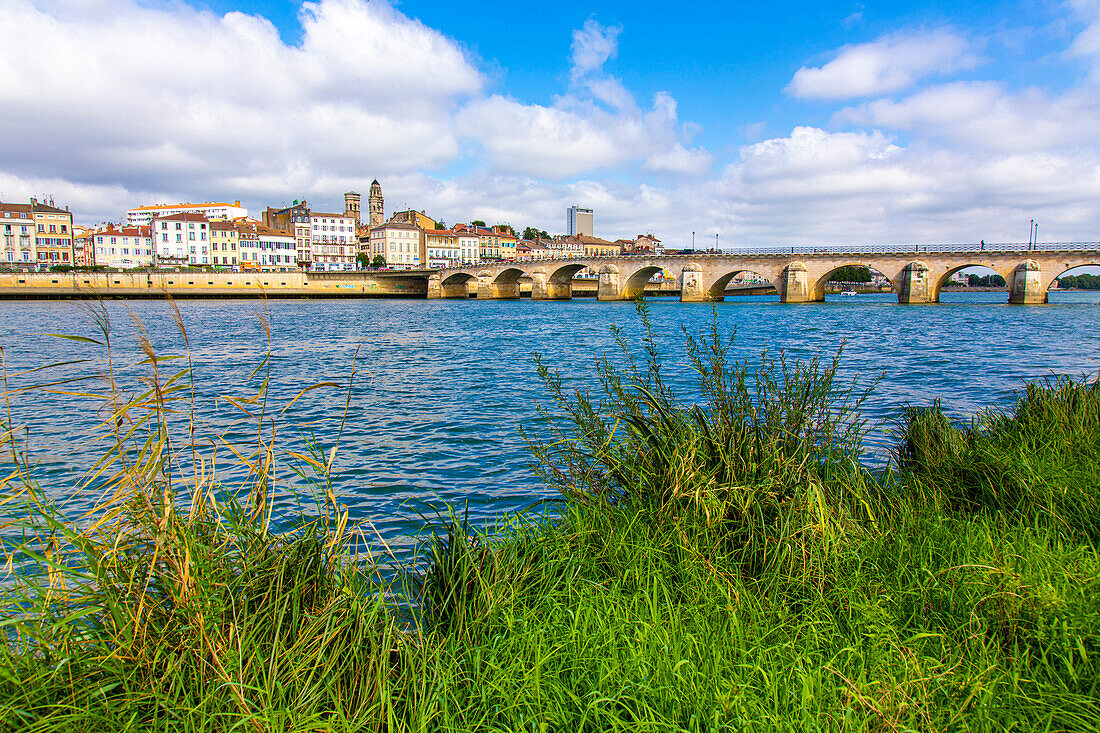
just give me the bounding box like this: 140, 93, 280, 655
786, 29, 980, 100
455, 18, 709, 180
458, 90, 709, 180
835, 82, 1100, 152
0, 0, 482, 220
571, 19, 622, 81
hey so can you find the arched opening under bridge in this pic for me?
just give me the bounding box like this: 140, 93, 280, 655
936, 264, 1010, 302
813, 264, 896, 302
439, 271, 474, 298
1050, 264, 1100, 295
622, 265, 666, 299
707, 269, 777, 300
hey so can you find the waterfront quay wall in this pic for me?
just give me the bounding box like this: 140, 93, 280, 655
0, 271, 688, 300
0, 271, 429, 299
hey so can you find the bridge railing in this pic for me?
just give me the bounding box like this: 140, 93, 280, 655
434, 242, 1100, 270
716, 242, 1100, 256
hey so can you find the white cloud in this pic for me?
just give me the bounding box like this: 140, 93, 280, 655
0, 0, 482, 220
787, 29, 980, 100
643, 144, 713, 176
835, 82, 1100, 152
571, 19, 622, 81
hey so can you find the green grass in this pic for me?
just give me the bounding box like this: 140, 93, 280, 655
1, 300, 1098, 731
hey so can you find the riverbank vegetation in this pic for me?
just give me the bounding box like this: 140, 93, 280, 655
1, 301, 1098, 731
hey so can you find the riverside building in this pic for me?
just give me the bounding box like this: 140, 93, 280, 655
127, 201, 247, 226
262, 199, 357, 271
210, 221, 240, 269
235, 220, 295, 272
152, 212, 210, 266
92, 225, 153, 268
0, 198, 76, 267
1, 202, 38, 267
368, 221, 423, 269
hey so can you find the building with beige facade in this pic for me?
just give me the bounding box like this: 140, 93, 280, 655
368, 221, 424, 269
1, 202, 38, 267
92, 225, 154, 268
567, 205, 594, 237
235, 220, 295, 271
210, 221, 241, 269
579, 235, 620, 257
3, 198, 77, 268
425, 229, 479, 267
390, 209, 438, 230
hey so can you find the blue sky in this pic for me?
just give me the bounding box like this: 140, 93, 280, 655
198, 0, 1085, 145
3, 0, 1100, 247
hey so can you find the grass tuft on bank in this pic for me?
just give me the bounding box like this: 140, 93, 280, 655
1, 300, 1098, 732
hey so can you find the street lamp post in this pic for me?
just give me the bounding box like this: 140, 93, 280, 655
692, 231, 695, 251
715, 233, 719, 252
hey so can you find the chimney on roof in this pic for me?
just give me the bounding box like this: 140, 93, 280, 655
235, 201, 240, 207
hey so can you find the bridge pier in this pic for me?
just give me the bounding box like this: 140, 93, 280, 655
475, 271, 519, 299
680, 263, 712, 302
897, 261, 933, 304
597, 265, 624, 301
1009, 260, 1045, 304
427, 273, 470, 299
778, 262, 811, 303
531, 267, 572, 300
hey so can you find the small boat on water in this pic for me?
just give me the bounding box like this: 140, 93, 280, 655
841, 289, 858, 297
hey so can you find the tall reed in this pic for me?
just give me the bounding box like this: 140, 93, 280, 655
0, 300, 417, 731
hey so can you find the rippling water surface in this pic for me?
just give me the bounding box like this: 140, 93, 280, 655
1, 291, 1098, 556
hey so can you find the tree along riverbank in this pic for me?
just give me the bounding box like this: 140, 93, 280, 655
2, 302, 1098, 732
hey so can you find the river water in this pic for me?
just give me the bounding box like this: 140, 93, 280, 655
1, 291, 1097, 558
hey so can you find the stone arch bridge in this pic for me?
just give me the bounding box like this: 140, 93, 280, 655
426, 244, 1100, 304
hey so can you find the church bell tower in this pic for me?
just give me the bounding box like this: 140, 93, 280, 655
369, 180, 384, 228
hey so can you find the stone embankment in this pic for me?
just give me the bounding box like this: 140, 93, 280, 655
0, 271, 429, 299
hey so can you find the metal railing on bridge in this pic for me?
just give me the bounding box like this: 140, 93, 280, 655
430, 242, 1100, 270
712, 242, 1100, 256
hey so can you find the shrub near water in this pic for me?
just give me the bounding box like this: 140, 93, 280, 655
2, 300, 1100, 732
898, 376, 1100, 538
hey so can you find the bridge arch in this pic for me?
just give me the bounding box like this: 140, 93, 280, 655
441, 271, 474, 286
811, 263, 897, 301
934, 263, 1013, 302
493, 267, 528, 284
1047, 263, 1100, 293
622, 264, 665, 299
549, 262, 590, 283
706, 268, 777, 300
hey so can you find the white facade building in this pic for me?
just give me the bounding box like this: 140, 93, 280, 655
92, 225, 153, 268
153, 213, 211, 266
307, 212, 357, 271
127, 201, 247, 226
